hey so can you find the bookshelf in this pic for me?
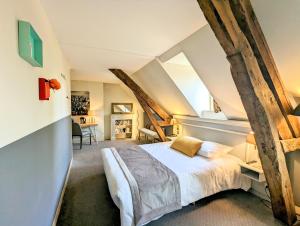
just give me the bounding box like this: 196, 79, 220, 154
111, 114, 136, 140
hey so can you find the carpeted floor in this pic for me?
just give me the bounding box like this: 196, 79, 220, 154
57, 140, 287, 226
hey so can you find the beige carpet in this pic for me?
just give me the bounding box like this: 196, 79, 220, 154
57, 140, 288, 226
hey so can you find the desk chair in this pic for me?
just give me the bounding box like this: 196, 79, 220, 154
72, 122, 92, 149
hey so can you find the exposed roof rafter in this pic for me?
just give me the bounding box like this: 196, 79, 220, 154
197, 0, 299, 225
109, 69, 171, 142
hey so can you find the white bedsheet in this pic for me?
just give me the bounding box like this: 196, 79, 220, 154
101, 142, 251, 226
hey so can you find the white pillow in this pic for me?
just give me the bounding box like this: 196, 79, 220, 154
197, 141, 233, 158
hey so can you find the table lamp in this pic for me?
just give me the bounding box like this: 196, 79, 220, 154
245, 131, 257, 164
170, 118, 179, 136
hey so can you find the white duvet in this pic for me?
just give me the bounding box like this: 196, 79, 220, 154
101, 142, 251, 226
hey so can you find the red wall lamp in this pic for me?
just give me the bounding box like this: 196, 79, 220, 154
39, 78, 61, 100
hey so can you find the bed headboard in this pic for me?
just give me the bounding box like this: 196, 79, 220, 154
175, 116, 251, 161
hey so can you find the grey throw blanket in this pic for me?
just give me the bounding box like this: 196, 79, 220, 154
111, 146, 181, 226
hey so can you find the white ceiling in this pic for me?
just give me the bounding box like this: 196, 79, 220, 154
40, 0, 207, 82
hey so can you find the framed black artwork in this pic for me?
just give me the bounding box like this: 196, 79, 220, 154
71, 91, 90, 115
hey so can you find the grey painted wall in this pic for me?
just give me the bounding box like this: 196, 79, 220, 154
0, 116, 72, 226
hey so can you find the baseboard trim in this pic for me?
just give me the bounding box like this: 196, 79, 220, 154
252, 191, 300, 218
52, 158, 73, 226
249, 188, 270, 202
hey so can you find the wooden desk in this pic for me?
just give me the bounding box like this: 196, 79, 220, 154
80, 123, 98, 128
80, 123, 98, 144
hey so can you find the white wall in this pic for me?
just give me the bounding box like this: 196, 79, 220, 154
0, 0, 71, 148
71, 80, 104, 141
103, 83, 143, 140
0, 0, 72, 225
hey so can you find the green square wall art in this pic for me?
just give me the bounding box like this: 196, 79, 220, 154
18, 20, 43, 67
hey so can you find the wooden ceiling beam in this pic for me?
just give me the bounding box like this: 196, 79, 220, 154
197, 0, 297, 225
135, 95, 167, 142
208, 0, 293, 140
109, 69, 171, 121
158, 121, 172, 127
229, 55, 296, 225
109, 68, 169, 142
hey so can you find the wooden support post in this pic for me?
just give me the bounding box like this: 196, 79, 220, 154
135, 95, 167, 142
197, 0, 296, 224
109, 69, 170, 141
229, 54, 296, 225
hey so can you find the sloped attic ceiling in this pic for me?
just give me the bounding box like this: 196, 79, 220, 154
132, 59, 197, 116
135, 0, 300, 119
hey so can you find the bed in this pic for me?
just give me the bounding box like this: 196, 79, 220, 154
101, 141, 251, 226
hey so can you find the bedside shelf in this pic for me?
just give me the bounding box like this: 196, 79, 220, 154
240, 162, 265, 182
18, 20, 43, 67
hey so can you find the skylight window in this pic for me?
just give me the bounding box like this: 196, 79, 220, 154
162, 52, 226, 120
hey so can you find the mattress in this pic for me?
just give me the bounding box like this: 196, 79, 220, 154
101, 142, 251, 226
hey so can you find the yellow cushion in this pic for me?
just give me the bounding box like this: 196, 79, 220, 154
170, 136, 203, 157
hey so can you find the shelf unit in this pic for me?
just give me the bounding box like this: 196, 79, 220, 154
114, 119, 132, 139
111, 114, 136, 140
